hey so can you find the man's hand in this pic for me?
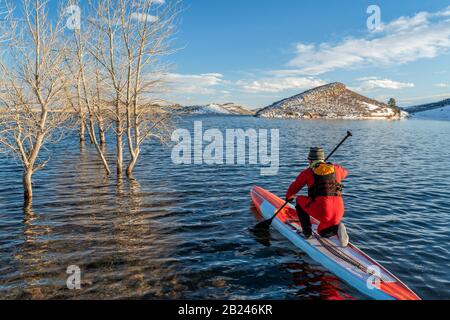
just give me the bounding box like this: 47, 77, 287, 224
286, 197, 295, 204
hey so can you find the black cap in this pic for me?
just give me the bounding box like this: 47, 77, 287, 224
308, 147, 325, 161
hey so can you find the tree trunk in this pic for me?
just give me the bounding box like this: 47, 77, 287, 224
80, 119, 85, 143
98, 119, 106, 145
126, 153, 138, 177
117, 125, 123, 176
87, 117, 111, 175
85, 119, 95, 144
96, 144, 111, 175
23, 168, 33, 205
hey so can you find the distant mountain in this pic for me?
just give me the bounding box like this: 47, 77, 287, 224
406, 98, 450, 121
256, 82, 403, 120
406, 98, 450, 113
170, 103, 255, 116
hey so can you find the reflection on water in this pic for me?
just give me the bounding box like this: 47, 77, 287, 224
1, 116, 450, 299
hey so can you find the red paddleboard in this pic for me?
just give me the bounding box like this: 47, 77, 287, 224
251, 186, 421, 300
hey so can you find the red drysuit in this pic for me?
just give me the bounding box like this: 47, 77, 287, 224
286, 164, 348, 233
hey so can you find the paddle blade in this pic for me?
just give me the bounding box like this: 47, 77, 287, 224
248, 227, 272, 247
252, 218, 273, 231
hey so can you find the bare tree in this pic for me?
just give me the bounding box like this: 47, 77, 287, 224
87, 0, 128, 175
85, 0, 179, 177
70, 26, 112, 175
117, 0, 179, 177
62, 52, 95, 145
0, 0, 71, 205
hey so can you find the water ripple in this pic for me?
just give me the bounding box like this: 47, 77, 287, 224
0, 117, 449, 299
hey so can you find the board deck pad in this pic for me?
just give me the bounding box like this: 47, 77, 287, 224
251, 186, 421, 300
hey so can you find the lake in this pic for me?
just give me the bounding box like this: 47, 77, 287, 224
0, 116, 449, 299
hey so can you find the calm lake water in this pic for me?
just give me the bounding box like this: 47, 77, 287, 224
1, 116, 449, 300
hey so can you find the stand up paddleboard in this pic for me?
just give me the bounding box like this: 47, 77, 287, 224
250, 186, 421, 300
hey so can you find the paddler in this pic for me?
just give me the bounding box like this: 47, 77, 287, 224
286, 147, 349, 247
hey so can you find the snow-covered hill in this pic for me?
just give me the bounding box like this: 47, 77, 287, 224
406, 98, 450, 121
412, 104, 450, 121
256, 83, 403, 120
173, 103, 254, 115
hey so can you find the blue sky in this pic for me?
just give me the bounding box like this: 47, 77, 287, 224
163, 0, 450, 109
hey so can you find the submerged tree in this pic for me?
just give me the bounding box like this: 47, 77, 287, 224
70, 26, 112, 175
117, 0, 178, 177
60, 1, 113, 175
0, 0, 71, 205
88, 0, 179, 177
0, 0, 180, 206
87, 0, 128, 175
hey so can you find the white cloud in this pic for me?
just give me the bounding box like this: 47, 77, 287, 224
129, 0, 166, 22
376, 12, 430, 33
164, 73, 224, 94
131, 13, 159, 23
435, 83, 449, 88
283, 7, 450, 75
238, 77, 325, 93
356, 77, 415, 91
437, 6, 450, 17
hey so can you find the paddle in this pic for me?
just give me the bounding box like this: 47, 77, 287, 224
252, 131, 353, 231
